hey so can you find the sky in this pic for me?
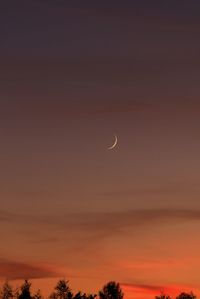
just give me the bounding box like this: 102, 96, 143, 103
1, 0, 200, 298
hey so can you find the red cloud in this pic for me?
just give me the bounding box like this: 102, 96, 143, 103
0, 259, 61, 280
121, 283, 200, 299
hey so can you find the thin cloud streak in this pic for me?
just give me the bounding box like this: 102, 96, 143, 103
0, 96, 147, 121
2, 208, 200, 239
122, 282, 167, 292
0, 259, 61, 280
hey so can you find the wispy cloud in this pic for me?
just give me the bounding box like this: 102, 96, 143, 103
3, 208, 200, 226
64, 209, 200, 235
2, 208, 200, 240
122, 282, 167, 293
0, 97, 147, 122
0, 210, 15, 222
0, 259, 61, 280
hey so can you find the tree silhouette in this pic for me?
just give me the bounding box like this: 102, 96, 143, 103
73, 292, 96, 299
176, 293, 196, 299
156, 293, 172, 299
99, 282, 123, 299
49, 293, 57, 299
0, 282, 14, 299
18, 280, 32, 299
0, 279, 199, 299
73, 292, 86, 299
86, 294, 97, 299
51, 280, 72, 299
33, 290, 43, 299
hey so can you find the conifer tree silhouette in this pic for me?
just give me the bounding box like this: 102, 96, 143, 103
176, 292, 196, 299
155, 293, 172, 299
50, 280, 72, 299
0, 282, 14, 299
99, 282, 123, 299
33, 290, 43, 299
18, 280, 32, 299
73, 292, 96, 299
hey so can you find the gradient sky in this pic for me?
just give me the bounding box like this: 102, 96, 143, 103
1, 1, 200, 298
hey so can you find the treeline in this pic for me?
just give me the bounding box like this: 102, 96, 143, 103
0, 280, 122, 299
0, 279, 197, 299
156, 293, 196, 299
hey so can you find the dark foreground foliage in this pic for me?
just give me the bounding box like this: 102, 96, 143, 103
0, 279, 197, 299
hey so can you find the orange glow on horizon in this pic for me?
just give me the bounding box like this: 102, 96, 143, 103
122, 284, 200, 299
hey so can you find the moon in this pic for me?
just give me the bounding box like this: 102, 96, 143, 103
108, 135, 118, 150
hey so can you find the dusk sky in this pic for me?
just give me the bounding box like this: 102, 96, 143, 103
1, 1, 200, 298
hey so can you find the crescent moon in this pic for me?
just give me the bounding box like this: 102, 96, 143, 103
108, 135, 118, 150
